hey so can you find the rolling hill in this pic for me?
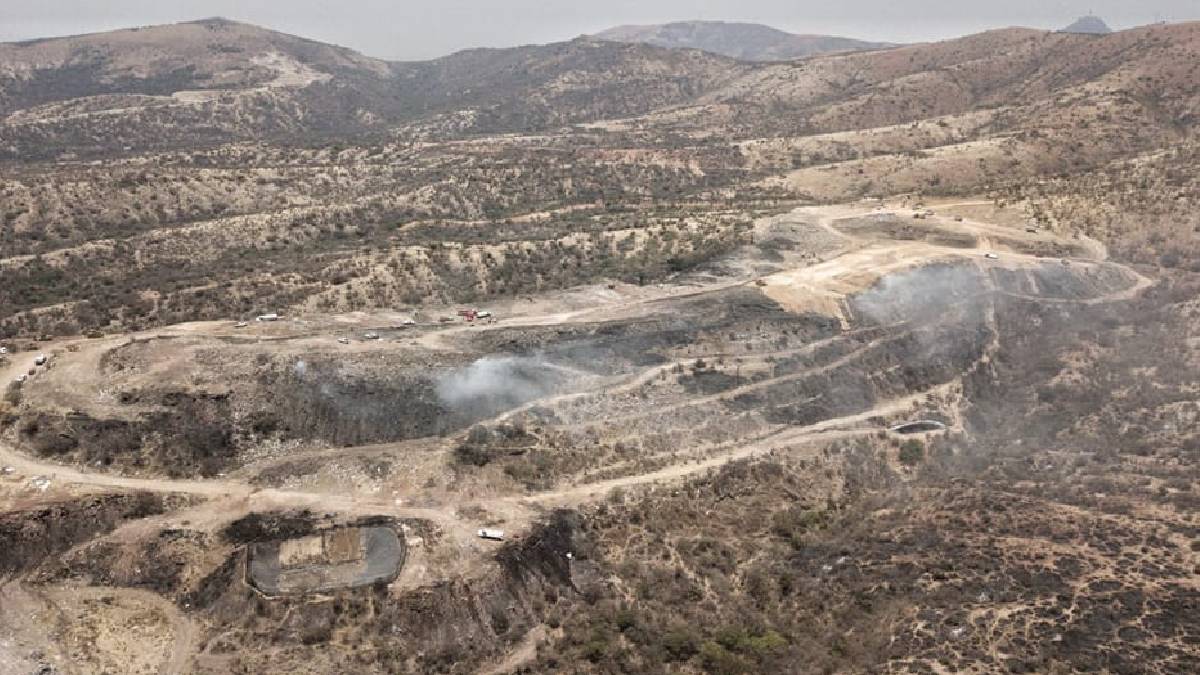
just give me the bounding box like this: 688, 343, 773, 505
2, 15, 1200, 675
0, 18, 745, 159
1, 18, 1199, 338
593, 20, 896, 61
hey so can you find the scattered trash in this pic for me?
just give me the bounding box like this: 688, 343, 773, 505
14, 374, 26, 383
1, 466, 15, 475
0, 346, 7, 354
29, 476, 52, 492
477, 528, 505, 541
950, 627, 966, 638
34, 354, 48, 366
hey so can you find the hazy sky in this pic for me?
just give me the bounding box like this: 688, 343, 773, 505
2, 0, 1197, 60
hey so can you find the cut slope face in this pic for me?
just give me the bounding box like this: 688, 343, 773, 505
594, 20, 895, 60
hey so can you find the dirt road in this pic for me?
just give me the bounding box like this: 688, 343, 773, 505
0, 201, 1154, 546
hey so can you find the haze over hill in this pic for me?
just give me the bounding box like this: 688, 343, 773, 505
593, 20, 896, 60
1060, 15, 1114, 34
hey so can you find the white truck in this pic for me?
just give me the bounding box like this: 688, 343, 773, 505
477, 528, 505, 541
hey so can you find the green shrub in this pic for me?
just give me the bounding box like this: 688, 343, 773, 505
661, 625, 700, 661
899, 439, 925, 466
700, 640, 751, 674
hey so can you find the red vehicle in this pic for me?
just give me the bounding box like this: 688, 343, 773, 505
457, 309, 478, 322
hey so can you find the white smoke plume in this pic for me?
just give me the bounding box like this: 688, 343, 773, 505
850, 263, 987, 325
435, 355, 566, 411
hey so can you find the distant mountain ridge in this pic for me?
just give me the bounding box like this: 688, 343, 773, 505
0, 18, 746, 159
1060, 15, 1113, 34
1, 16, 1198, 163
593, 20, 896, 61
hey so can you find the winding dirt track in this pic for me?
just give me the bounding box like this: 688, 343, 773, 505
0, 202, 1154, 543
0, 202, 1156, 675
